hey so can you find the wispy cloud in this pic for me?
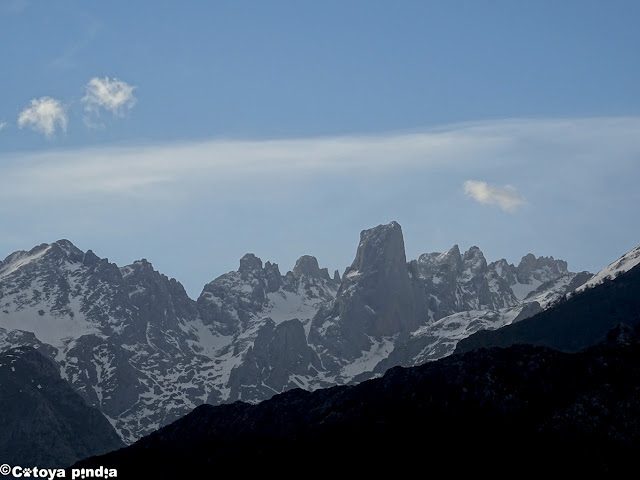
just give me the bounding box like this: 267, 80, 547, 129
82, 77, 137, 118
0, 129, 503, 199
17, 97, 67, 137
1, 117, 639, 204
0, 122, 7, 132
463, 180, 527, 212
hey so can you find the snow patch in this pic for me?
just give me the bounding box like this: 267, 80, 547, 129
339, 336, 395, 381
0, 306, 100, 348
0, 246, 52, 279
179, 317, 232, 359
510, 279, 542, 301
345, 269, 361, 279
574, 245, 640, 294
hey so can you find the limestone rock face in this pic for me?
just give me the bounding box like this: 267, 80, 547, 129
227, 318, 322, 402
310, 222, 426, 367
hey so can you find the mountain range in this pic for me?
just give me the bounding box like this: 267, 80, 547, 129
72, 252, 640, 476
456, 242, 640, 354
0, 221, 606, 444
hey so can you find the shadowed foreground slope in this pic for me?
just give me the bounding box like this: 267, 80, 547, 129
73, 323, 640, 477
0, 347, 124, 467
456, 262, 640, 354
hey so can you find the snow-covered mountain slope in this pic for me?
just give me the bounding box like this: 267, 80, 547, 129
573, 244, 640, 295
0, 224, 595, 443
368, 271, 592, 374
0, 242, 340, 441
0, 241, 229, 443
305, 223, 591, 379
367, 246, 592, 368
411, 246, 581, 320
414, 245, 519, 321
197, 254, 341, 403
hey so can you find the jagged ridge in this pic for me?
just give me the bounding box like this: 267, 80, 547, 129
0, 222, 596, 443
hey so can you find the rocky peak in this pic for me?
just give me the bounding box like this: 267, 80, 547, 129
82, 249, 100, 266
293, 255, 330, 281
439, 244, 462, 265
437, 243, 462, 264
516, 254, 568, 284
239, 253, 263, 274
49, 239, 84, 263
417, 244, 463, 272
462, 246, 488, 277
92, 257, 123, 283
0, 249, 40, 279
349, 221, 406, 274
489, 258, 515, 274
119, 259, 161, 282
1, 242, 45, 263
309, 221, 426, 361
124, 259, 170, 284
263, 261, 283, 293
1, 241, 85, 278
221, 254, 283, 292
132, 258, 153, 269
414, 244, 520, 320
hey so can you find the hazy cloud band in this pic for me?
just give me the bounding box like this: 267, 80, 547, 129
1, 116, 639, 202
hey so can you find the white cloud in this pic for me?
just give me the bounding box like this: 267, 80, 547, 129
17, 97, 67, 137
0, 122, 7, 131
83, 77, 136, 116
463, 180, 527, 212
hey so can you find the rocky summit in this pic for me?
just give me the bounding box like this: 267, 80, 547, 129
308, 221, 426, 368
0, 221, 597, 443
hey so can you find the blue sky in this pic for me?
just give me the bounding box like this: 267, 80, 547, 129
1, 0, 640, 297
